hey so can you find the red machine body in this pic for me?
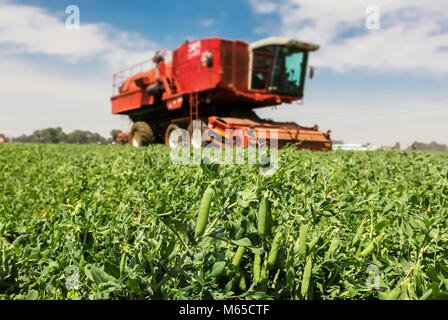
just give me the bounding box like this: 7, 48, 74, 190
111, 37, 332, 150
0, 137, 9, 143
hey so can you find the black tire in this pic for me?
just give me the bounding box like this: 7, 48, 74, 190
187, 121, 208, 149
129, 122, 154, 147
165, 124, 188, 148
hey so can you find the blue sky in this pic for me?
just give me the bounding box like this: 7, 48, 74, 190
14, 0, 269, 48
1, 0, 447, 147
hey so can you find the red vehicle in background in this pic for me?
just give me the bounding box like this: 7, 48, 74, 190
116, 132, 129, 145
111, 37, 332, 150
0, 136, 9, 143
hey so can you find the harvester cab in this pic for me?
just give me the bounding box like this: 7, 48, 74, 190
248, 37, 319, 98
111, 37, 332, 150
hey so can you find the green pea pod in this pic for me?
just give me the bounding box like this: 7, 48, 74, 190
267, 230, 283, 270
327, 235, 340, 257
119, 252, 127, 277
286, 245, 294, 267
259, 260, 268, 289
360, 241, 375, 257
308, 235, 320, 252
352, 222, 364, 246
272, 269, 281, 289
257, 197, 270, 239
194, 186, 214, 238
253, 254, 262, 285
285, 245, 295, 289
231, 246, 246, 269
413, 259, 422, 294
238, 276, 247, 292
301, 256, 313, 299
298, 223, 309, 259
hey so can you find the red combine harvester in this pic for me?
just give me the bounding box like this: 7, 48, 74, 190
111, 37, 332, 150
0, 136, 9, 143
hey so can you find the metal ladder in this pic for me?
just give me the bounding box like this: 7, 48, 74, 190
189, 91, 199, 123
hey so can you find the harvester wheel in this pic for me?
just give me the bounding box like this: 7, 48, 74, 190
187, 121, 207, 149
165, 124, 188, 148
129, 122, 154, 147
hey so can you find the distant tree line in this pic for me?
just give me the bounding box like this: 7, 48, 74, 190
2, 129, 447, 151
407, 141, 448, 152
8, 128, 123, 145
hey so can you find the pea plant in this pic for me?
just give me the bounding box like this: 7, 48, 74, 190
0, 143, 447, 300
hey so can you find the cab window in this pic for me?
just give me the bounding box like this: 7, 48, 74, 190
251, 51, 273, 90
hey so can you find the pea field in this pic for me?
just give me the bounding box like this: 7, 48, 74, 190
1, 143, 447, 300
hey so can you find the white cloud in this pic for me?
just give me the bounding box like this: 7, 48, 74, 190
0, 54, 133, 137
199, 19, 215, 27
0, 3, 157, 69
0, 3, 157, 137
249, 0, 277, 14
249, 0, 448, 73
249, 0, 448, 146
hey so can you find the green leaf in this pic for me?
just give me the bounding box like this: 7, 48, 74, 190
24, 290, 39, 300
12, 234, 29, 247
419, 289, 433, 300
224, 280, 233, 294
209, 227, 226, 237
104, 261, 120, 279
383, 202, 394, 213
231, 237, 252, 247
46, 275, 57, 294
210, 261, 226, 277
127, 279, 141, 295
249, 247, 264, 255
237, 188, 258, 208
90, 265, 115, 285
